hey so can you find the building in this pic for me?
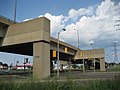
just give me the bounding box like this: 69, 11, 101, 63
0, 62, 8, 70
15, 63, 33, 70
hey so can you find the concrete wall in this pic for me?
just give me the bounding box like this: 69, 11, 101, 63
0, 16, 14, 26
2, 17, 50, 46
0, 26, 3, 30
0, 26, 7, 38
50, 37, 77, 56
0, 26, 4, 37
83, 49, 104, 58
75, 49, 104, 59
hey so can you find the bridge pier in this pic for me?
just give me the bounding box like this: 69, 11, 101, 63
33, 42, 50, 79
100, 58, 105, 71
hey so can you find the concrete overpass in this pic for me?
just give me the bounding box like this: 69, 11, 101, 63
0, 16, 105, 79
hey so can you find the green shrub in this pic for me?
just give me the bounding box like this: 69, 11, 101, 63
109, 65, 120, 72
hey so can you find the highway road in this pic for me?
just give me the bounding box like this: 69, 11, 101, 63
59, 70, 120, 79
0, 70, 120, 80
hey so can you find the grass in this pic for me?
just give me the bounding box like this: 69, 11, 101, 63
108, 65, 120, 72
86, 78, 120, 90
0, 74, 120, 90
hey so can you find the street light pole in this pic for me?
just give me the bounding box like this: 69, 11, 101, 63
57, 29, 66, 78
74, 29, 80, 49
74, 29, 85, 72
90, 43, 95, 72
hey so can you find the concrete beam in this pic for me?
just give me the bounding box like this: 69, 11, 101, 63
74, 49, 104, 59
0, 16, 14, 26
2, 17, 50, 46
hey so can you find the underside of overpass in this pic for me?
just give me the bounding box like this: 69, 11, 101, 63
0, 42, 33, 55
0, 42, 74, 60
0, 43, 103, 70
72, 58, 101, 70
0, 42, 74, 68
0, 43, 103, 71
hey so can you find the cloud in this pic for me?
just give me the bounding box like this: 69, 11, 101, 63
36, 0, 120, 51
43, 13, 67, 37
21, 0, 120, 62
96, 0, 120, 18
68, 6, 93, 21
23, 18, 33, 22
60, 0, 120, 49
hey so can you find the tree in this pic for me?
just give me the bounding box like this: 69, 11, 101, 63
9, 63, 13, 70
0, 62, 3, 70
0, 62, 3, 65
3, 63, 8, 70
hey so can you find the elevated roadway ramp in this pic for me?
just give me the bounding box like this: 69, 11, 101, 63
0, 16, 105, 79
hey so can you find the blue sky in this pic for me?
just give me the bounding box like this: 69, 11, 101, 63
0, 0, 102, 21
0, 0, 120, 65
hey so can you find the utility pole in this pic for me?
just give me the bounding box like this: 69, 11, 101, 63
113, 19, 120, 64
74, 29, 85, 72
114, 20, 120, 31
14, 0, 17, 22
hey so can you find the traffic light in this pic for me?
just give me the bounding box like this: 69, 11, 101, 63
65, 47, 68, 53
25, 58, 28, 63
74, 58, 76, 61
88, 56, 91, 60
53, 50, 56, 57
80, 52, 83, 57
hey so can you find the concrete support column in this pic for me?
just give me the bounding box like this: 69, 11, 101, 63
100, 58, 105, 71
68, 58, 71, 72
50, 59, 53, 73
60, 64, 63, 71
33, 42, 50, 79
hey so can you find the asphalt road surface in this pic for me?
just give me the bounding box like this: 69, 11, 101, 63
59, 70, 120, 79
0, 70, 120, 80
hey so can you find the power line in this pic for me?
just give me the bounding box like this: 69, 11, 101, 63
113, 42, 119, 64
112, 19, 120, 64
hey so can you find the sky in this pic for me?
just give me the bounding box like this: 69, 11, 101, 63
0, 0, 120, 65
